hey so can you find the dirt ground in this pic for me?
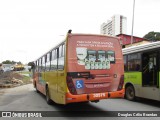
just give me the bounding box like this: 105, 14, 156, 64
0, 71, 32, 88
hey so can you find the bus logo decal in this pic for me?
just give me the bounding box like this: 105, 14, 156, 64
76, 80, 84, 89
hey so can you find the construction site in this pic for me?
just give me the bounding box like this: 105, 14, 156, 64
0, 71, 32, 88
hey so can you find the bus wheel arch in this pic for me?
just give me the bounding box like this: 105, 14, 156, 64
45, 84, 52, 105
125, 83, 135, 101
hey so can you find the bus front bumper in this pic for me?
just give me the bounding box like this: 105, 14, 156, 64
66, 89, 124, 104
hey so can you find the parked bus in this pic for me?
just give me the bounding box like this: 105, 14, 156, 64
123, 41, 160, 101
32, 30, 124, 105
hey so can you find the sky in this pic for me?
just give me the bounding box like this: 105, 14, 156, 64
0, 0, 160, 64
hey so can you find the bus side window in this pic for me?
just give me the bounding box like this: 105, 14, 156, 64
42, 56, 46, 71
39, 58, 42, 72
128, 53, 141, 71
58, 45, 64, 70
46, 53, 51, 71
36, 60, 38, 72
59, 45, 62, 58
51, 49, 57, 70
62, 44, 65, 57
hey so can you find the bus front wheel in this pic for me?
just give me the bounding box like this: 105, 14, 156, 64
125, 85, 135, 101
46, 87, 52, 105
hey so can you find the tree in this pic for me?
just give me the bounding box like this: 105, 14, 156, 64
11, 61, 16, 64
2, 60, 22, 64
17, 61, 22, 65
143, 31, 160, 41
2, 60, 12, 64
28, 61, 35, 69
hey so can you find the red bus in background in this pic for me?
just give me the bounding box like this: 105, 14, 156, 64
33, 30, 124, 105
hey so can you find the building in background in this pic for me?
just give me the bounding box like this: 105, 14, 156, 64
117, 34, 150, 48
0, 64, 14, 72
100, 15, 127, 36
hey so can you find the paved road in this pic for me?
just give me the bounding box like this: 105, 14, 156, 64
0, 84, 160, 120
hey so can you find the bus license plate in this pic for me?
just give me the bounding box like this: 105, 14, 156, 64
93, 93, 106, 98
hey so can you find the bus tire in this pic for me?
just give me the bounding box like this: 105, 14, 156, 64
125, 85, 135, 101
46, 87, 52, 105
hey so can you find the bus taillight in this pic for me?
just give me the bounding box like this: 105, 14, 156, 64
117, 75, 124, 91
67, 76, 77, 95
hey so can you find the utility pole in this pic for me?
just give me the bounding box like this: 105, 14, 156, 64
131, 0, 135, 45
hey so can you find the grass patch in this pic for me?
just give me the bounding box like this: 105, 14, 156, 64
17, 71, 31, 74
22, 75, 32, 84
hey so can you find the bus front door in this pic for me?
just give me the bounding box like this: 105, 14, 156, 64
142, 52, 158, 87
142, 51, 160, 100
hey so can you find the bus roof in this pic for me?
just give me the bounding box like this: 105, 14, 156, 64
122, 41, 160, 55
34, 33, 120, 61
68, 33, 120, 39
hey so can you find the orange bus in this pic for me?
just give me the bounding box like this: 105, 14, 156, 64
32, 30, 124, 105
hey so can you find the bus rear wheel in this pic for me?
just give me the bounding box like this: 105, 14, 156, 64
46, 87, 52, 105
125, 85, 135, 101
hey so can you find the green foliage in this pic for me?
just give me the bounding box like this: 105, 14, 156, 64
2, 60, 22, 64
143, 31, 160, 41
2, 60, 12, 64
28, 61, 35, 69
11, 61, 16, 64
17, 61, 22, 65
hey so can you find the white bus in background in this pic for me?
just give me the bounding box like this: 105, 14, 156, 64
123, 41, 160, 101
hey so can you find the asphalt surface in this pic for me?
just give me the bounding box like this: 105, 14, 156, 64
0, 84, 160, 120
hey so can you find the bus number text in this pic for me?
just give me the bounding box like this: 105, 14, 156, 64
93, 93, 106, 98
